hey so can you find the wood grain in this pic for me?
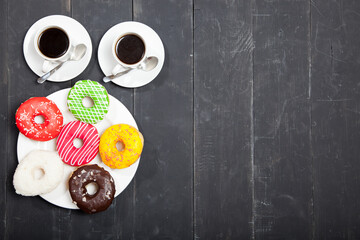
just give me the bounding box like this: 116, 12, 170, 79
0, 0, 7, 238
194, 0, 253, 238
252, 0, 313, 239
132, 0, 193, 239
311, 0, 360, 239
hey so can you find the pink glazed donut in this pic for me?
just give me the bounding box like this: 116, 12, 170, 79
56, 121, 100, 166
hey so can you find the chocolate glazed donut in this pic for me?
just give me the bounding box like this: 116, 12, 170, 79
69, 164, 115, 213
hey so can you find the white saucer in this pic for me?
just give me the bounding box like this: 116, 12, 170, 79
23, 15, 92, 82
17, 88, 140, 209
98, 21, 165, 88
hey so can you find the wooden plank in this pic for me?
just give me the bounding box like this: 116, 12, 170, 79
6, 1, 71, 239
252, 1, 312, 239
0, 0, 7, 239
132, 0, 193, 239
311, 0, 360, 239
70, 0, 134, 239
194, 1, 253, 238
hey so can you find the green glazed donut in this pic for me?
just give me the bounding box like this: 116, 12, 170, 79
67, 80, 110, 124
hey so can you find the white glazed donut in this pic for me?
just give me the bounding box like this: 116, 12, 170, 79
13, 150, 64, 196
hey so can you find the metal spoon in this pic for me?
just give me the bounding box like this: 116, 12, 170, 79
37, 44, 87, 84
103, 56, 159, 83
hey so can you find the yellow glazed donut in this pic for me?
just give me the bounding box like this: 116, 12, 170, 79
99, 124, 143, 169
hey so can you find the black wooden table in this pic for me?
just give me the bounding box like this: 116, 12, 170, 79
1, 0, 360, 239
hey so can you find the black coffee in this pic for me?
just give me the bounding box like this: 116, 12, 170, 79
115, 34, 145, 65
38, 27, 69, 58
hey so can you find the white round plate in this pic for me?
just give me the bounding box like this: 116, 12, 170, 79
17, 88, 140, 209
23, 15, 92, 82
98, 21, 165, 88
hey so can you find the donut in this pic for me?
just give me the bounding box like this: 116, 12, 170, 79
69, 164, 115, 214
15, 97, 63, 141
67, 80, 110, 124
99, 124, 143, 169
57, 121, 100, 166
13, 150, 64, 196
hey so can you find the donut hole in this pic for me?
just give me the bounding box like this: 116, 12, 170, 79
73, 138, 84, 148
85, 182, 99, 196
32, 167, 45, 180
34, 115, 45, 124
116, 141, 125, 152
82, 96, 94, 108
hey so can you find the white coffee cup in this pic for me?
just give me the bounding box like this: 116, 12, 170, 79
34, 25, 74, 72
111, 32, 148, 75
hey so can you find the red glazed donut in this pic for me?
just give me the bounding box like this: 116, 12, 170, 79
15, 97, 63, 141
57, 121, 100, 166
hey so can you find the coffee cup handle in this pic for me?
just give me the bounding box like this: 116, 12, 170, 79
111, 64, 128, 75
42, 60, 55, 73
